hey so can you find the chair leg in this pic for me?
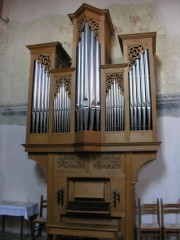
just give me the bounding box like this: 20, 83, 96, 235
38, 224, 42, 236
31, 222, 34, 240
164, 230, 166, 240
177, 233, 180, 240
38, 229, 41, 236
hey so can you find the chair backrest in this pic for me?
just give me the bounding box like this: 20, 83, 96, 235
39, 195, 47, 218
161, 198, 180, 226
138, 198, 160, 226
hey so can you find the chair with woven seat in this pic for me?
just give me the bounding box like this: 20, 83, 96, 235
161, 198, 180, 240
137, 198, 162, 239
31, 195, 47, 240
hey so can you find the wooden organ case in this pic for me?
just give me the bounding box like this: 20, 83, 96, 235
23, 4, 160, 240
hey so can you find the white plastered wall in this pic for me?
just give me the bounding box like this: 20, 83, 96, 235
0, 0, 180, 234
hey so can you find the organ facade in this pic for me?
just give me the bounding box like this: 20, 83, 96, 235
23, 4, 159, 240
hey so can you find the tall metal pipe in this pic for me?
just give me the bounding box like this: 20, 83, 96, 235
80, 31, 85, 131
53, 93, 57, 132
116, 83, 120, 131
136, 58, 142, 130
83, 22, 90, 131
140, 52, 146, 130
95, 39, 101, 131
129, 69, 134, 130
132, 65, 137, 130
89, 30, 96, 130
121, 94, 124, 131
76, 42, 81, 131
144, 49, 151, 129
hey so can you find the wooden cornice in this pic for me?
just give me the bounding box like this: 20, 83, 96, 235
22, 141, 160, 153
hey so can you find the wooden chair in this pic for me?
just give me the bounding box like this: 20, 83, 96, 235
161, 198, 180, 240
31, 195, 47, 240
137, 198, 162, 239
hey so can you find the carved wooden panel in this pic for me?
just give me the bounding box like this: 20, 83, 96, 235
78, 17, 100, 40
54, 153, 87, 174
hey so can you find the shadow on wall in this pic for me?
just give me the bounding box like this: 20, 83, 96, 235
136, 148, 165, 198
136, 115, 180, 202
154, 54, 161, 95
35, 162, 47, 182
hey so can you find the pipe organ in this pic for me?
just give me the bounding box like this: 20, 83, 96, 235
23, 4, 159, 240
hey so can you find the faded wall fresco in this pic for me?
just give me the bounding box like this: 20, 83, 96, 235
0, 14, 72, 105
0, 1, 180, 106
109, 2, 180, 96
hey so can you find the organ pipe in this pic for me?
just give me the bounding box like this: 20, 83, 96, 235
29, 30, 154, 136
53, 83, 71, 133
75, 22, 101, 132
129, 49, 152, 131
105, 80, 125, 132
31, 59, 50, 133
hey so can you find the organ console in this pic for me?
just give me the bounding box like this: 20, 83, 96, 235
23, 4, 160, 240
